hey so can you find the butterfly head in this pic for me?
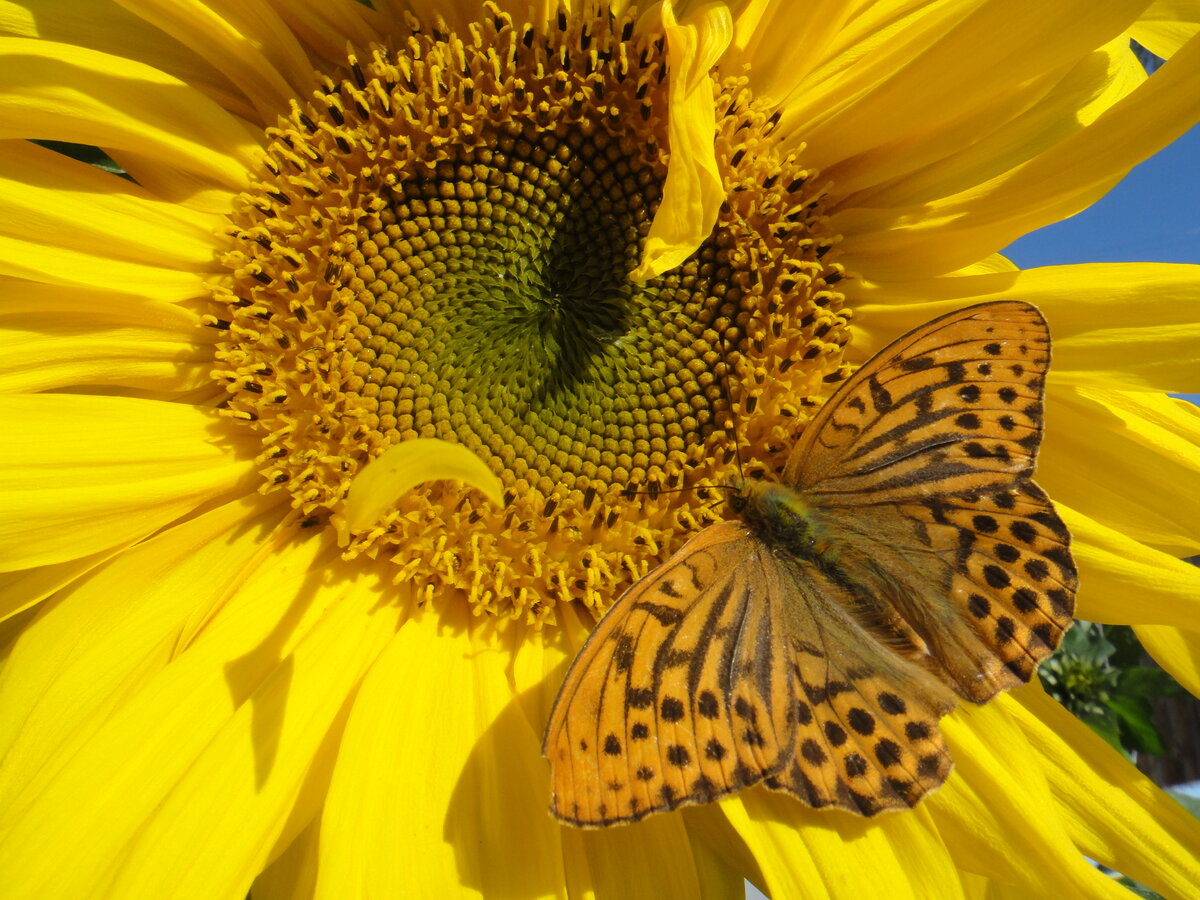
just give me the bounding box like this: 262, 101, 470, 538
720, 475, 753, 515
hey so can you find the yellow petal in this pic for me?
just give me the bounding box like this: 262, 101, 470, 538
562, 810, 708, 898
0, 0, 259, 122
630, 0, 731, 281
847, 263, 1200, 392
0, 508, 402, 898
102, 556, 401, 898
0, 394, 257, 571
317, 604, 566, 898
1062, 503, 1200, 627
680, 814, 756, 900
833, 35, 1145, 204
328, 602, 734, 897
1011, 684, 1200, 898
723, 789, 961, 900
105, 146, 240, 213
1041, 386, 1200, 558
257, 0, 386, 69
0, 541, 132, 623
0, 279, 215, 394
119, 0, 317, 124
723, 0, 853, 105
783, 0, 1148, 174
681, 804, 766, 899
0, 494, 284, 786
0, 142, 224, 300
834, 27, 1200, 278
509, 601, 581, 752
253, 817, 320, 900
344, 438, 503, 532
934, 696, 1132, 897
1040, 268, 1200, 392
1130, 0, 1200, 59
0, 36, 259, 189
0, 141, 221, 263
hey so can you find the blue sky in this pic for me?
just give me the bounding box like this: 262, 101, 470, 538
1003, 120, 1199, 407
1003, 121, 1200, 267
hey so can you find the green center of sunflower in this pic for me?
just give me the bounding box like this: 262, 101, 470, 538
208, 3, 852, 622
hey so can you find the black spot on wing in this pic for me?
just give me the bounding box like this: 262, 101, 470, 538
660, 697, 685, 722
824, 721, 847, 746
801, 739, 826, 764
613, 634, 634, 672
904, 721, 930, 740
847, 708, 876, 735
666, 745, 691, 767
705, 739, 727, 761
628, 688, 654, 709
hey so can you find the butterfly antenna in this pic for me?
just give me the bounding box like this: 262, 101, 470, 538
716, 330, 746, 482
619, 482, 735, 500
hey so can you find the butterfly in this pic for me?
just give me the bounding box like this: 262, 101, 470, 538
542, 300, 1077, 826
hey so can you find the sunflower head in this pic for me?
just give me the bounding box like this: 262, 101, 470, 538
204, 2, 853, 622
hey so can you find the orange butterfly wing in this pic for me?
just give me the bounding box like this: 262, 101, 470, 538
542, 520, 962, 823
758, 551, 958, 815
786, 301, 1051, 503
543, 522, 796, 826
779, 300, 1075, 704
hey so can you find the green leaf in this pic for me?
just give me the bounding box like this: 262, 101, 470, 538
29, 140, 131, 179
1107, 694, 1168, 756
1118, 666, 1186, 698
1061, 622, 1116, 665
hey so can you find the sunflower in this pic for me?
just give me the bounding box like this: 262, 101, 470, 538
1, 0, 1198, 897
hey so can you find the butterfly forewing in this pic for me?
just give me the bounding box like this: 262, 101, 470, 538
788, 302, 1051, 505
543, 523, 795, 826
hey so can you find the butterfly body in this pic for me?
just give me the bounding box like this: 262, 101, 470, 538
727, 478, 836, 563
545, 301, 1077, 827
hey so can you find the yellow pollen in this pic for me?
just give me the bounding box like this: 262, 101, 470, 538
207, 3, 852, 623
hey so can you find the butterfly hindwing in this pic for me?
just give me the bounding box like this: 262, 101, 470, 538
758, 555, 958, 814
822, 480, 1076, 703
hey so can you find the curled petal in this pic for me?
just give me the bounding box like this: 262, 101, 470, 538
345, 439, 504, 532
631, 0, 731, 280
